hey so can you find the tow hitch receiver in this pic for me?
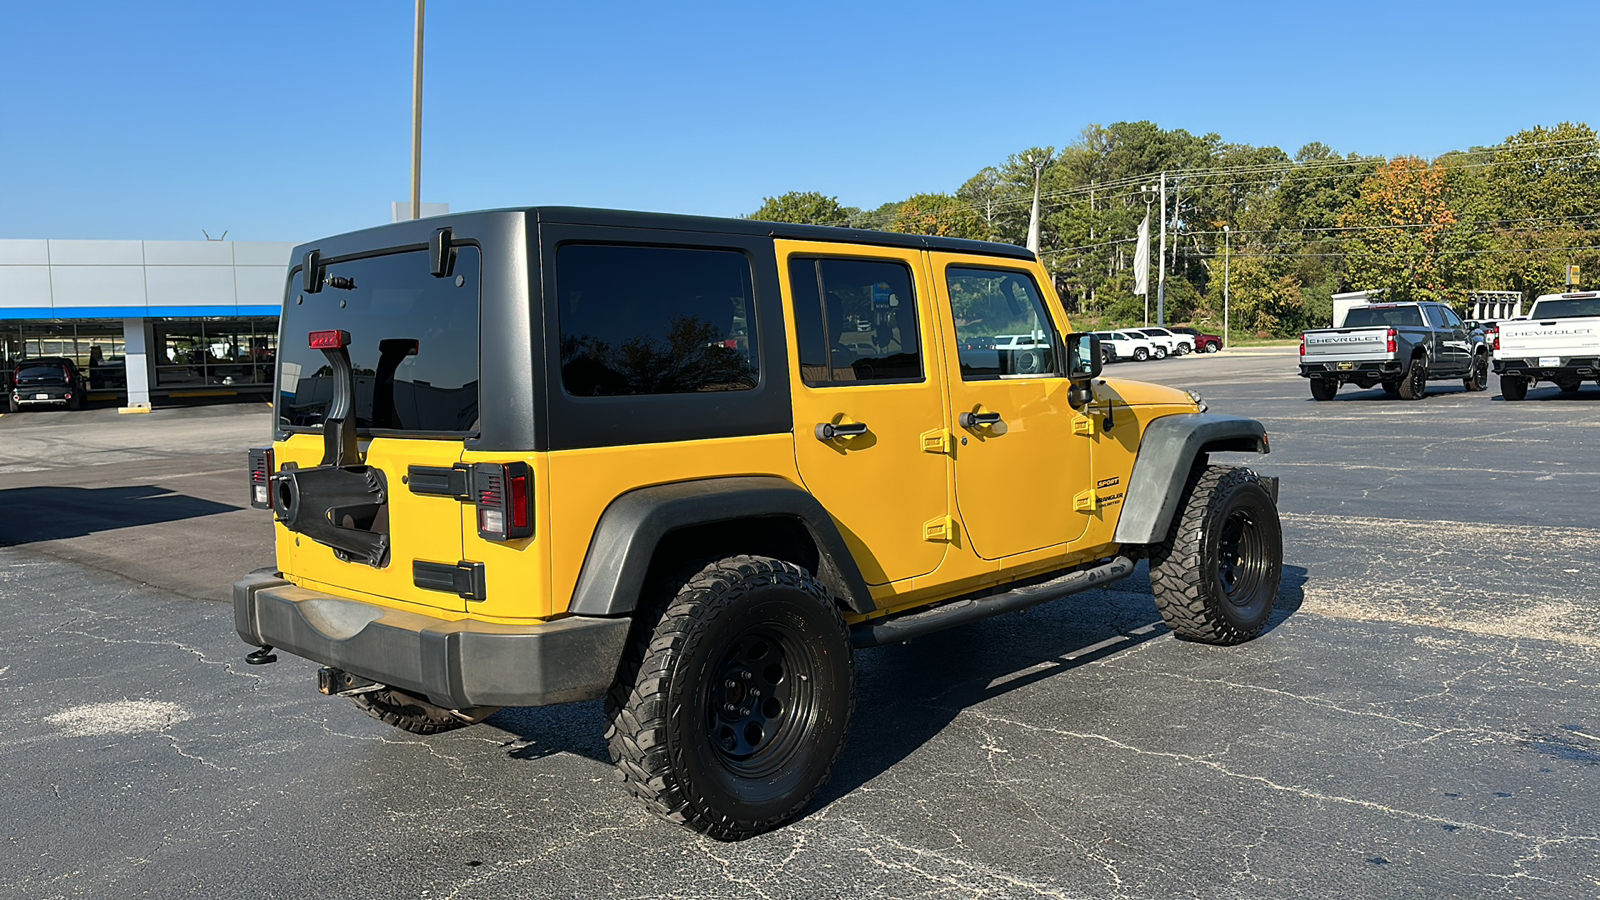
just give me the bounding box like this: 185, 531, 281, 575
317, 667, 380, 696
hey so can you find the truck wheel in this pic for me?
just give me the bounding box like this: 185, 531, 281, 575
1396, 356, 1428, 400
1134, 347, 1149, 361
350, 687, 500, 735
1381, 381, 1399, 395
606, 555, 854, 841
1463, 353, 1489, 392
1501, 376, 1528, 401
1309, 378, 1338, 401
1150, 466, 1283, 645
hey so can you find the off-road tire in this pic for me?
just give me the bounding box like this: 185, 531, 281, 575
1396, 355, 1428, 400
1501, 375, 1528, 401
1152, 346, 1168, 360
1381, 381, 1399, 395
1463, 353, 1489, 392
1309, 378, 1338, 401
1134, 347, 1149, 361
350, 687, 499, 735
606, 555, 854, 841
1557, 377, 1582, 393
1150, 466, 1283, 645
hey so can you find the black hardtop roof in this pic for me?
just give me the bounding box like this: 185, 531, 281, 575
295, 206, 1036, 262
16, 357, 75, 367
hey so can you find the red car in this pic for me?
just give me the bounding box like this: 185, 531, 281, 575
1171, 326, 1223, 353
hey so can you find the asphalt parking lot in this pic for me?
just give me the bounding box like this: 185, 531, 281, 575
2, 352, 1598, 899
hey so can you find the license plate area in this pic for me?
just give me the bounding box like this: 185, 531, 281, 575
1539, 356, 1561, 367
1335, 361, 1355, 371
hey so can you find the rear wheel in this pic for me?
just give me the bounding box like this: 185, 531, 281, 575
1309, 378, 1338, 401
1396, 356, 1428, 400
1381, 381, 1399, 395
1150, 466, 1283, 644
67, 393, 82, 411
1463, 353, 1489, 392
606, 555, 853, 841
350, 687, 499, 735
1501, 376, 1528, 401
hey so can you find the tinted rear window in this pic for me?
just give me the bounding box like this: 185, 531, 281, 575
277, 246, 481, 433
1343, 306, 1423, 328
556, 244, 758, 397
1532, 297, 1600, 318
15, 364, 69, 382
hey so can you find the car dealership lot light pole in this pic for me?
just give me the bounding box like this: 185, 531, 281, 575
411, 0, 425, 221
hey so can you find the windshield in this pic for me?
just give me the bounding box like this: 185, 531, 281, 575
277, 246, 482, 434
1531, 297, 1600, 319
1343, 306, 1423, 328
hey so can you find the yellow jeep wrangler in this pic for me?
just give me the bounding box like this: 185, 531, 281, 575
235, 208, 1281, 840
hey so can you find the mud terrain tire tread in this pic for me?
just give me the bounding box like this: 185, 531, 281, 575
1501, 376, 1528, 401
605, 555, 854, 841
1149, 465, 1283, 645
350, 688, 499, 735
1397, 355, 1428, 400
1309, 378, 1338, 401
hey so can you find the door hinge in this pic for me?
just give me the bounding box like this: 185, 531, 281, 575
922, 515, 957, 543
413, 559, 487, 602
1073, 489, 1099, 512
1072, 415, 1099, 436
920, 428, 954, 454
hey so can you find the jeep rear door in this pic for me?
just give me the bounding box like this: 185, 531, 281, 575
777, 240, 950, 586
928, 253, 1091, 559
274, 246, 481, 613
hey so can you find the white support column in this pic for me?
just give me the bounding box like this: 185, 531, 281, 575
121, 318, 155, 413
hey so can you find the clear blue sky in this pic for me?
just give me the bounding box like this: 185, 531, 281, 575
1, 0, 1592, 242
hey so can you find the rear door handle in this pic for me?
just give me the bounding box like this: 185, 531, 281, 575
815, 422, 868, 441
959, 411, 1002, 428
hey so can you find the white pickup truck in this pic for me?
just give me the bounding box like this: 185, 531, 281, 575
1493, 292, 1600, 400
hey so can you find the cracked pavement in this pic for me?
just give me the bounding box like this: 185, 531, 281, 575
2, 357, 1599, 898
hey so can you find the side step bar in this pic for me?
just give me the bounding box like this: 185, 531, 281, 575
850, 555, 1136, 648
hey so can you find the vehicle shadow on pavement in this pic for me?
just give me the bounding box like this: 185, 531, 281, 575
0, 485, 241, 545
810, 563, 1310, 814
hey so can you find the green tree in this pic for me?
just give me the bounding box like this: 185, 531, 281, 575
747, 192, 853, 226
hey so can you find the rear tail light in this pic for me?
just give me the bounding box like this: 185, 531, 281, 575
1299, 336, 1305, 356
473, 462, 533, 540
1386, 328, 1397, 354
248, 447, 274, 508
1493, 333, 1500, 351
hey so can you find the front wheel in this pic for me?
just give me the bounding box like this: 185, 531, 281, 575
606, 556, 854, 841
1205, 342, 1220, 353
1501, 376, 1528, 401
1309, 378, 1338, 401
1134, 347, 1149, 361
1152, 346, 1168, 360
1150, 466, 1283, 644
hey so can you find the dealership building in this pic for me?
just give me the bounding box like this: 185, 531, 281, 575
0, 238, 296, 410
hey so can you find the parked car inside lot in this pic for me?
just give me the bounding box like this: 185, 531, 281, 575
8, 356, 84, 412
1096, 330, 1154, 362
1136, 327, 1192, 357
1171, 326, 1222, 353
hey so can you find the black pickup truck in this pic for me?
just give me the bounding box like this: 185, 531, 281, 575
1298, 301, 1489, 400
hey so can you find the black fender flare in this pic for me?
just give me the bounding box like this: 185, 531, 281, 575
1113, 413, 1271, 546
565, 476, 875, 617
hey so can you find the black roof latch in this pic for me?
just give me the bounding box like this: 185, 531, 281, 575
429, 227, 455, 278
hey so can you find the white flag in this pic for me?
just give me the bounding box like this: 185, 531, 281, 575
1133, 211, 1151, 296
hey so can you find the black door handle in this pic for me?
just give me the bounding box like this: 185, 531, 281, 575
959, 411, 1002, 428
815, 421, 869, 441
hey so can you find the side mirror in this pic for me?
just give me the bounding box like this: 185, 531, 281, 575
1065, 332, 1102, 382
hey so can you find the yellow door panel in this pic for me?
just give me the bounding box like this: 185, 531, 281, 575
930, 254, 1092, 560
273, 434, 467, 613
777, 240, 950, 587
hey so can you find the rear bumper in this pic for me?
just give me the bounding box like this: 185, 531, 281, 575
10, 388, 73, 405
233, 572, 632, 709
1299, 360, 1401, 379
1494, 358, 1600, 380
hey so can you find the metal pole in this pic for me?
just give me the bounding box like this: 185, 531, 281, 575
1223, 225, 1230, 351
410, 0, 425, 221
1156, 171, 1167, 327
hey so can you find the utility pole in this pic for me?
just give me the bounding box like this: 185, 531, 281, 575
1223, 225, 1231, 351
1157, 171, 1167, 326
1025, 150, 1052, 255
410, 0, 425, 221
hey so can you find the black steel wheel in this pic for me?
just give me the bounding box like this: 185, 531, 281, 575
1396, 355, 1428, 400
606, 555, 853, 841
1463, 353, 1489, 392
1309, 378, 1338, 401
1501, 375, 1528, 401
1150, 466, 1283, 644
